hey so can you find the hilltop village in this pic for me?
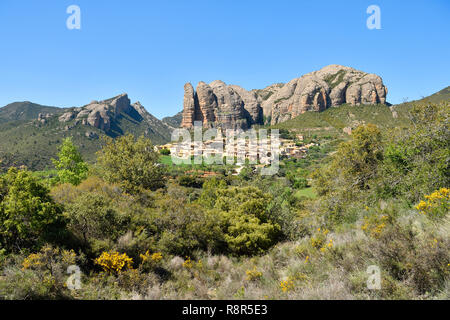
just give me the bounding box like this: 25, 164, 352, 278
155, 131, 317, 164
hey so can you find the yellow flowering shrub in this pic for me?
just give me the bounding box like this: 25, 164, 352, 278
151, 252, 163, 262
280, 278, 295, 292
180, 256, 204, 274
18, 245, 80, 297
279, 272, 309, 293
361, 215, 389, 239
95, 251, 133, 274
140, 250, 150, 262
140, 250, 163, 263
182, 256, 193, 269
61, 249, 77, 266
22, 246, 77, 271
139, 250, 163, 271
311, 228, 333, 252
22, 253, 43, 270
245, 267, 263, 281
310, 236, 324, 249
327, 239, 333, 248
415, 188, 449, 219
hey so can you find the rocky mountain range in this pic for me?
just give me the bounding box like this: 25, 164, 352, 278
0, 94, 172, 170
181, 64, 388, 129
0, 65, 445, 172
56, 93, 171, 141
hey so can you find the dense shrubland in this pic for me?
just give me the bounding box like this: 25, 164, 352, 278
0, 102, 448, 300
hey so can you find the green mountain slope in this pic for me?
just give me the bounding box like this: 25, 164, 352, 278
271, 104, 411, 137
0, 94, 172, 171
0, 101, 65, 123
1, 85, 448, 172
271, 85, 450, 138
162, 111, 182, 128
0, 117, 103, 171
415, 86, 450, 103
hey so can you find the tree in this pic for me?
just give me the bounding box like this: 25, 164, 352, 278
150, 192, 224, 255
286, 168, 309, 189
0, 167, 65, 251
311, 124, 384, 225
52, 137, 88, 185
336, 124, 383, 190
380, 102, 449, 201
198, 177, 227, 209
314, 124, 383, 196
65, 192, 125, 246
96, 134, 165, 194
212, 186, 280, 255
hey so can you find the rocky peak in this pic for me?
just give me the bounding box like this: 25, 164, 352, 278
56, 93, 173, 143
58, 93, 133, 132
132, 101, 163, 125
181, 65, 388, 127
181, 81, 261, 130
259, 64, 387, 124
37, 113, 53, 124
131, 101, 147, 118
181, 83, 198, 128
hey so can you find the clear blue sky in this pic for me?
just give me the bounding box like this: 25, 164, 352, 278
0, 0, 449, 119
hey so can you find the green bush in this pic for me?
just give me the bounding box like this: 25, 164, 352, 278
64, 192, 128, 247
178, 175, 203, 188
0, 245, 81, 299
212, 187, 281, 255
52, 137, 88, 186
380, 102, 449, 201
0, 167, 66, 252
160, 148, 171, 156
96, 134, 166, 194
147, 188, 224, 255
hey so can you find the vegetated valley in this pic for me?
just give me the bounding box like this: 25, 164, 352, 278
0, 84, 448, 300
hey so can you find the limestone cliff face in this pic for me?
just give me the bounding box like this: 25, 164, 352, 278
181, 65, 388, 128
181, 83, 198, 128
58, 93, 132, 132
57, 93, 172, 142
181, 81, 262, 130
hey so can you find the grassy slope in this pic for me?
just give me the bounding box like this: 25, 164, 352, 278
0, 117, 104, 171
415, 86, 450, 103
0, 102, 65, 123
272, 104, 412, 135
295, 187, 317, 199
0, 110, 172, 171
269, 103, 417, 200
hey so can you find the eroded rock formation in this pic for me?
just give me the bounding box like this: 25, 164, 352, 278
181, 65, 388, 128
58, 93, 132, 132
57, 93, 171, 142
